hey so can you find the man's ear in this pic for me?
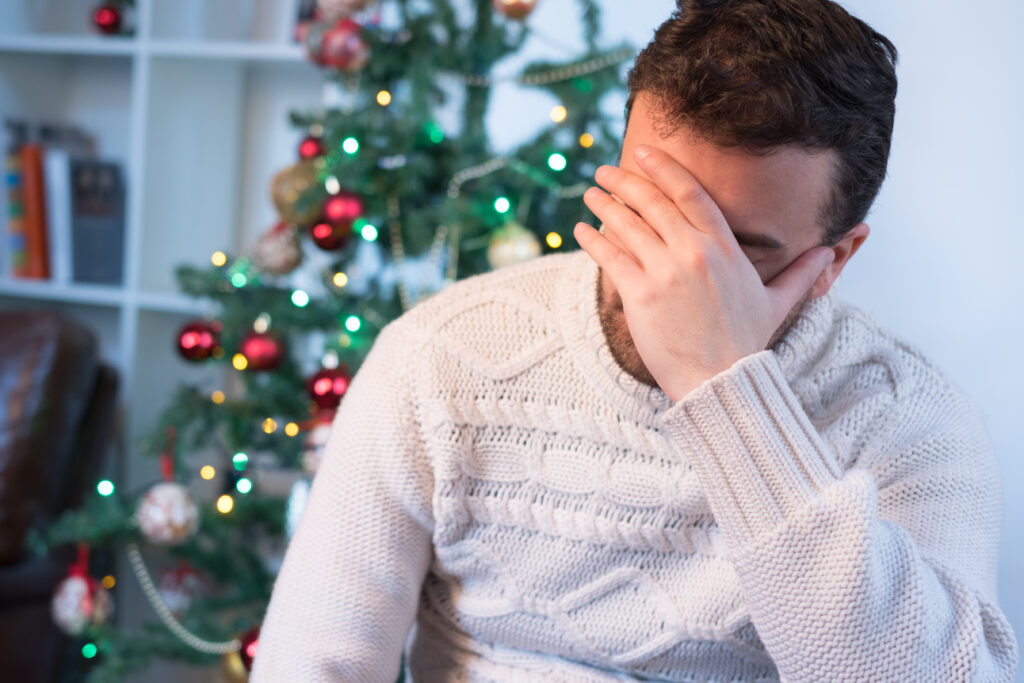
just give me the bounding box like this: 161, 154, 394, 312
809, 222, 870, 299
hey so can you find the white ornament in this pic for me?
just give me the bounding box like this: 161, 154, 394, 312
159, 566, 207, 616
487, 221, 541, 269
51, 574, 113, 635
136, 482, 200, 545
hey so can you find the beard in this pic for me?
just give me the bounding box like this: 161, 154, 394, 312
595, 268, 810, 391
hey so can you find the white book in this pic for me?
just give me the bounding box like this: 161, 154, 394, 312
43, 147, 71, 285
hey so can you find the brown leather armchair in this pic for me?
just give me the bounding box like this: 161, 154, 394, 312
0, 310, 119, 683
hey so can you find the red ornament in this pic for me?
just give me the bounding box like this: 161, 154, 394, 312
319, 19, 371, 72
492, 0, 538, 20
306, 366, 351, 410
298, 135, 324, 160
176, 321, 220, 362
309, 220, 352, 251
239, 625, 261, 671
92, 4, 122, 34
323, 190, 364, 227
239, 332, 285, 371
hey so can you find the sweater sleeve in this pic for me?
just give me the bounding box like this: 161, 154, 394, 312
251, 322, 434, 682
656, 349, 1019, 683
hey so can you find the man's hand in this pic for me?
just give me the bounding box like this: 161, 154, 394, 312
575, 144, 835, 402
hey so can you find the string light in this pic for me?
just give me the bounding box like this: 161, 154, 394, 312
344, 315, 361, 332
494, 197, 511, 214
210, 251, 227, 267
262, 418, 278, 434
97, 480, 114, 496
579, 133, 594, 148
376, 90, 392, 105
332, 272, 348, 287
291, 289, 310, 307
232, 452, 248, 471
550, 105, 567, 123
342, 137, 359, 154
253, 313, 271, 334
200, 465, 216, 480
82, 643, 98, 659
211, 390, 225, 404
101, 575, 116, 589
338, 333, 352, 347
548, 153, 567, 171
232, 353, 248, 370
284, 422, 300, 437
230, 272, 247, 288
360, 224, 378, 241
546, 232, 563, 248
236, 478, 253, 494
325, 175, 341, 194
425, 121, 444, 144
216, 495, 234, 514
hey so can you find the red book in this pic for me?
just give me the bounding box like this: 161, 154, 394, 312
18, 143, 50, 279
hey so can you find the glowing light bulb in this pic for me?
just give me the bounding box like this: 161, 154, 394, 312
291, 289, 310, 307
236, 478, 253, 494
332, 272, 348, 287
550, 105, 567, 123
579, 133, 594, 148
376, 90, 392, 106
342, 137, 359, 154
494, 197, 511, 214
232, 353, 248, 370
211, 390, 226, 404
97, 480, 114, 496
548, 153, 567, 171
211, 251, 227, 267
284, 422, 300, 437
546, 232, 563, 248
217, 494, 234, 514
200, 465, 216, 480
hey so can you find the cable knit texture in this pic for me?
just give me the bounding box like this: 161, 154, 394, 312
252, 249, 1018, 682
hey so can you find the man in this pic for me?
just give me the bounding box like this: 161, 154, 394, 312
253, 1, 1019, 681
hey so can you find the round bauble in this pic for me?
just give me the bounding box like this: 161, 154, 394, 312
52, 572, 113, 635
487, 220, 541, 269
298, 135, 324, 160
271, 161, 321, 225
251, 221, 303, 276
323, 190, 364, 228
306, 366, 351, 411
320, 19, 371, 72
92, 4, 122, 34
492, 0, 538, 20
136, 482, 200, 545
239, 331, 286, 371
309, 220, 352, 251
176, 320, 220, 362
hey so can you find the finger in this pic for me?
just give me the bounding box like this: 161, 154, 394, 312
631, 145, 731, 242
582, 185, 663, 268
766, 246, 834, 326
573, 221, 644, 283
593, 164, 686, 245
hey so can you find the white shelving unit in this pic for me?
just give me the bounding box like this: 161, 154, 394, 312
0, 2, 323, 679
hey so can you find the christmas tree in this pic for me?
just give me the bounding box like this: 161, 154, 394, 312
34, 0, 632, 680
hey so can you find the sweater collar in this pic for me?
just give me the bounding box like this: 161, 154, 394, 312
558, 249, 837, 422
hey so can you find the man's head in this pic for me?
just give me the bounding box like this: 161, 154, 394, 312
596, 0, 898, 387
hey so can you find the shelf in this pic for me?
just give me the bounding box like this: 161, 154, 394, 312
0, 278, 124, 307
0, 34, 136, 56
148, 40, 306, 62
135, 291, 209, 315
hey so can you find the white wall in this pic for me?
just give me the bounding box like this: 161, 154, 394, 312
486, 0, 1022, 673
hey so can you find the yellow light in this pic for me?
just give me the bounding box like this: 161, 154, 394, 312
332, 272, 348, 287
101, 575, 116, 589
376, 90, 392, 106
262, 417, 278, 434
546, 232, 563, 249
579, 133, 594, 148
338, 333, 352, 347
211, 390, 225, 404
211, 251, 227, 267
200, 465, 216, 480
232, 353, 248, 371
550, 105, 567, 123
216, 494, 234, 514
284, 422, 300, 437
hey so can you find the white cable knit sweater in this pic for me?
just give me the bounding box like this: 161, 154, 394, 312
252, 248, 1018, 682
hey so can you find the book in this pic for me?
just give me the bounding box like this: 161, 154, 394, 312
70, 159, 125, 286
4, 120, 28, 278
44, 147, 72, 285
18, 143, 50, 279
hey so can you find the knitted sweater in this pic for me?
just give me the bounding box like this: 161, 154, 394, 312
252, 248, 1018, 682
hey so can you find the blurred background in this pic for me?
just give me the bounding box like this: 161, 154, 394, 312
0, 0, 1019, 681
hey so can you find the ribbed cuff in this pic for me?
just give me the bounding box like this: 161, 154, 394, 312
657, 350, 843, 550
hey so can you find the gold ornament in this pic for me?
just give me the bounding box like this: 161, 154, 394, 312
487, 220, 541, 269
220, 649, 249, 683
271, 161, 321, 225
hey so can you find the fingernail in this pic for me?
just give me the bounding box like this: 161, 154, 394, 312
634, 144, 651, 160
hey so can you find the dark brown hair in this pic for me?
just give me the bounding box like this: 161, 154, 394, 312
625, 0, 898, 246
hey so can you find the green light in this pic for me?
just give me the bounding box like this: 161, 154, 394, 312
573, 77, 594, 93
342, 137, 359, 154
97, 480, 114, 496
230, 272, 248, 288
236, 477, 252, 494
291, 289, 310, 307
82, 642, 98, 659
425, 121, 444, 144
360, 224, 378, 241
232, 452, 248, 471
547, 153, 567, 172
494, 197, 511, 214
344, 315, 361, 332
